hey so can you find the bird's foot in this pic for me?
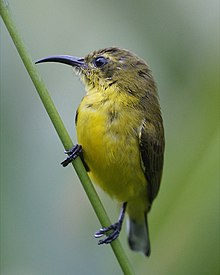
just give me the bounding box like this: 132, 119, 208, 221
94, 221, 122, 245
94, 202, 127, 245
61, 144, 82, 167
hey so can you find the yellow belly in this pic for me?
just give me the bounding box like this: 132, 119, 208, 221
76, 94, 148, 209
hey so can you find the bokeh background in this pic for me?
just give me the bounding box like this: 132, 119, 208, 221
1, 0, 219, 274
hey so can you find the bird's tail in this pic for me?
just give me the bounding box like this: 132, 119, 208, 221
127, 212, 151, 257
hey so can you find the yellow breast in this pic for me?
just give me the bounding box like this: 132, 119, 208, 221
76, 89, 147, 203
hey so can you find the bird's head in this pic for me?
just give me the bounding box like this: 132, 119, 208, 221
36, 47, 156, 97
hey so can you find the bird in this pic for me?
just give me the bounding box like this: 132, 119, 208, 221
36, 47, 165, 256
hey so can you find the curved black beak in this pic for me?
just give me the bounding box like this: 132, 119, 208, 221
35, 55, 85, 68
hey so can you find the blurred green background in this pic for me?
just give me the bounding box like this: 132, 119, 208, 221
1, 0, 219, 274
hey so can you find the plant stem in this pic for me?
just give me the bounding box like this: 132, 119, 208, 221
0, 1, 134, 274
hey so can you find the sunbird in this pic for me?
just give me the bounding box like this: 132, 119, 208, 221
36, 47, 165, 256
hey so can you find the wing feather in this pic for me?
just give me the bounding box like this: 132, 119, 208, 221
139, 118, 165, 206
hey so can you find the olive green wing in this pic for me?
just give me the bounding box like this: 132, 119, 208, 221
139, 119, 165, 206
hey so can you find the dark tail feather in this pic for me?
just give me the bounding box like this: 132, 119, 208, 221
127, 213, 151, 257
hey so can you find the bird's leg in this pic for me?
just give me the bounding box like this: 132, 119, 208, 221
61, 144, 82, 167
94, 202, 127, 245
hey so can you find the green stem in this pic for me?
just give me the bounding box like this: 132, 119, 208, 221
0, 1, 134, 274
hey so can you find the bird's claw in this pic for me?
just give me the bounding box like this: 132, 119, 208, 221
61, 144, 82, 167
94, 222, 122, 245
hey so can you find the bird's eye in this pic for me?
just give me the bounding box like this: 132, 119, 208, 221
93, 56, 108, 68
